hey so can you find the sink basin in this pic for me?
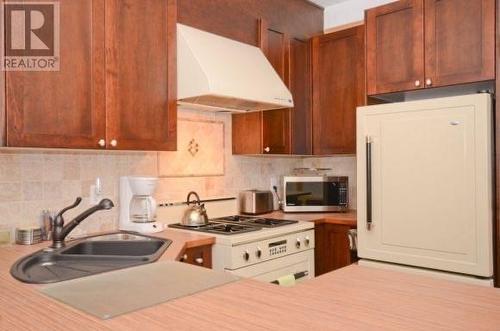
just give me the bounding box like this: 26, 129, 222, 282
60, 241, 166, 257
10, 232, 172, 284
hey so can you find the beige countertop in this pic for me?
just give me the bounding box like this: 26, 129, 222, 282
1, 227, 500, 330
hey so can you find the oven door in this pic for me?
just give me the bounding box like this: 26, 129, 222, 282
283, 176, 348, 212
225, 250, 314, 284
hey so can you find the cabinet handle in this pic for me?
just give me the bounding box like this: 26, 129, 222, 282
366, 136, 372, 230
98, 139, 106, 147
110, 139, 118, 147
264, 147, 270, 153
181, 254, 188, 261
425, 78, 432, 86
195, 257, 204, 265
414, 80, 421, 87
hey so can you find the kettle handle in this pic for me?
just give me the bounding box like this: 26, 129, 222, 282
186, 191, 201, 206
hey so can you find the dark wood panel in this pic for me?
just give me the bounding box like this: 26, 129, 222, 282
180, 245, 212, 269
6, 0, 106, 149
290, 38, 312, 155
315, 223, 357, 276
178, 0, 323, 47
494, 0, 500, 289
232, 112, 262, 154
312, 25, 365, 155
424, 0, 495, 88
260, 20, 291, 155
366, 0, 425, 95
105, 0, 176, 151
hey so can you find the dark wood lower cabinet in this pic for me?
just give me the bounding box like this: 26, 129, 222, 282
315, 223, 357, 276
179, 245, 212, 269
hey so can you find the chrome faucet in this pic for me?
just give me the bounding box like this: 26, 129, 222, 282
50, 197, 114, 249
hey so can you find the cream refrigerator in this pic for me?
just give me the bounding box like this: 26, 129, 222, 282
356, 94, 494, 286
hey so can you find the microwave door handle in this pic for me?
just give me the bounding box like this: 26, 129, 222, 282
366, 136, 373, 230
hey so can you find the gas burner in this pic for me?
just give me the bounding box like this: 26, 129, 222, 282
212, 216, 298, 228
168, 222, 261, 235
212, 215, 256, 223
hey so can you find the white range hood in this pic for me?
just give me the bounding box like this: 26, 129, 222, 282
177, 24, 294, 112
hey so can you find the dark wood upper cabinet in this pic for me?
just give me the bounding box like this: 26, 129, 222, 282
6, 0, 106, 149
260, 20, 291, 155
232, 19, 314, 156
424, 0, 495, 88
312, 25, 365, 155
105, 0, 176, 151
366, 0, 425, 95
367, 0, 495, 96
4, 0, 177, 151
290, 38, 312, 155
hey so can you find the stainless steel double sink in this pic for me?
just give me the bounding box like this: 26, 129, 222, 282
10, 232, 172, 284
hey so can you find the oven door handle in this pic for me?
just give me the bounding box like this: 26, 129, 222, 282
271, 271, 309, 284
366, 136, 373, 230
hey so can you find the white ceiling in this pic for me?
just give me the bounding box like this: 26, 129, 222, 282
309, 0, 350, 8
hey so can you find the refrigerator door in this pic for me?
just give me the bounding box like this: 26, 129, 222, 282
357, 94, 493, 277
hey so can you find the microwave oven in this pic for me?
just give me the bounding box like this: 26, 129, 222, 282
283, 176, 348, 212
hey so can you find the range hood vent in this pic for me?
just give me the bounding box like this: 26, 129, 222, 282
177, 24, 294, 112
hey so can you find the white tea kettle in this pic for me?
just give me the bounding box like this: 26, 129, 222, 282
181, 192, 209, 227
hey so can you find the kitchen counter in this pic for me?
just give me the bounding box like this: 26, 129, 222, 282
1, 229, 500, 330
261, 210, 357, 227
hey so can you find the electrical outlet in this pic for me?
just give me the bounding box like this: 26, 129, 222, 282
90, 177, 103, 205
0, 229, 12, 245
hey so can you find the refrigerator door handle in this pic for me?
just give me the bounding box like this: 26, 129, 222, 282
366, 136, 373, 230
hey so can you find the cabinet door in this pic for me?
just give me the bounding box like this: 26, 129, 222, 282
312, 25, 365, 155
424, 0, 495, 88
315, 223, 355, 276
366, 0, 424, 95
290, 38, 312, 155
260, 20, 291, 155
105, 0, 176, 151
5, 0, 106, 148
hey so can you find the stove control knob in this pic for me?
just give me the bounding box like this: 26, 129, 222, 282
243, 251, 250, 261
256, 248, 262, 258
305, 236, 310, 247
296, 239, 301, 249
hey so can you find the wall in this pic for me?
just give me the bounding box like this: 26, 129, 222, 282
324, 0, 397, 30
0, 108, 358, 239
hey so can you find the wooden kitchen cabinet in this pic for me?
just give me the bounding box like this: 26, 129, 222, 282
260, 21, 291, 155
5, 0, 106, 149
289, 38, 312, 155
311, 25, 365, 155
315, 223, 357, 276
105, 0, 176, 151
232, 19, 312, 155
179, 245, 212, 269
366, 0, 495, 96
366, 0, 424, 95
4, 0, 177, 151
424, 0, 495, 88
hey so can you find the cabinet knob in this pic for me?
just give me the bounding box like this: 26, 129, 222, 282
182, 254, 188, 261
425, 78, 432, 86
194, 257, 204, 265
414, 80, 421, 87
98, 139, 106, 147
264, 147, 270, 153
110, 139, 118, 147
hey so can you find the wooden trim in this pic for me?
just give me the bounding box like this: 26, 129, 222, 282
494, 0, 499, 288
323, 20, 364, 34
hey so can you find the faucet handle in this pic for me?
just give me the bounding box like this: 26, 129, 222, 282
55, 197, 82, 221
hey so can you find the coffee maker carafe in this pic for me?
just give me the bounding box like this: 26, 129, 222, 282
119, 176, 162, 233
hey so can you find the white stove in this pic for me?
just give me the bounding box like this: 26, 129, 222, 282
158, 198, 315, 284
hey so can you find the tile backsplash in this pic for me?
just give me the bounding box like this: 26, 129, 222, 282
0, 109, 356, 237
